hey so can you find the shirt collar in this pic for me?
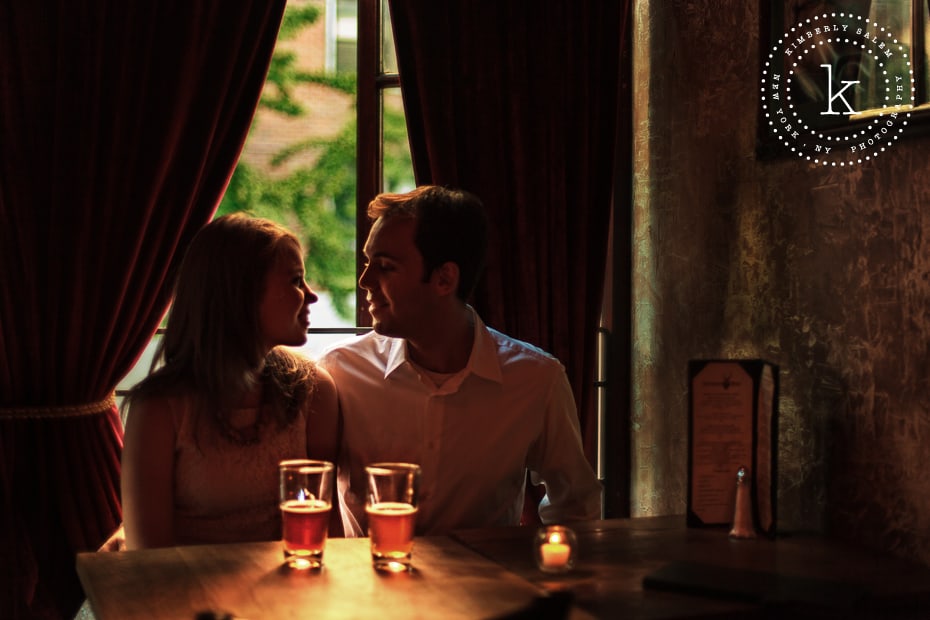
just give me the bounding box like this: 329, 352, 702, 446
466, 308, 503, 384
382, 306, 503, 384
384, 337, 407, 378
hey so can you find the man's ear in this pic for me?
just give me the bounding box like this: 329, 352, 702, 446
433, 261, 460, 297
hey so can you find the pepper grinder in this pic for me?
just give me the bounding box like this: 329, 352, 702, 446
728, 466, 757, 539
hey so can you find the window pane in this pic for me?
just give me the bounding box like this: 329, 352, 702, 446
382, 0, 398, 74
336, 0, 358, 73
923, 0, 930, 105
782, 2, 919, 126
382, 87, 416, 193
116, 334, 162, 414
218, 0, 357, 329
858, 0, 913, 111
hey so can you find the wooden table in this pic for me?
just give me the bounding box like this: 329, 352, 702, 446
77, 536, 548, 619
78, 517, 930, 619
452, 516, 930, 619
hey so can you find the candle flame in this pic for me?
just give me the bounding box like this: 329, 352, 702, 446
296, 488, 316, 502
549, 532, 563, 544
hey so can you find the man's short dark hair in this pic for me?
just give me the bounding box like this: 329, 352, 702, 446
368, 185, 488, 301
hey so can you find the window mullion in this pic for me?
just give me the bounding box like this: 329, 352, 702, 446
356, 0, 381, 327
915, 0, 928, 104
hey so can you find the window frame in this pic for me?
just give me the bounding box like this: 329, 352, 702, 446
758, 0, 930, 159
355, 0, 400, 327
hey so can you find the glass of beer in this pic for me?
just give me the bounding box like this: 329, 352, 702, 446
365, 462, 421, 572
279, 459, 334, 570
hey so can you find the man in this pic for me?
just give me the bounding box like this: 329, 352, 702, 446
320, 185, 601, 535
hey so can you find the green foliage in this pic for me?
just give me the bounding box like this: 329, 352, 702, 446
261, 52, 306, 116
278, 4, 320, 38
383, 106, 415, 192
217, 137, 357, 317
261, 5, 355, 117
220, 4, 356, 319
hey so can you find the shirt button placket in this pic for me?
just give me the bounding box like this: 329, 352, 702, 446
421, 393, 442, 504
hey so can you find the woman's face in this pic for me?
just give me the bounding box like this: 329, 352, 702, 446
258, 240, 318, 352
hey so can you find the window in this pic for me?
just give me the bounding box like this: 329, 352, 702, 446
356, 0, 415, 323
760, 0, 930, 159
858, 0, 929, 110
116, 0, 413, 404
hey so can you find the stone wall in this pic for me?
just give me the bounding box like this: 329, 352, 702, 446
631, 0, 930, 564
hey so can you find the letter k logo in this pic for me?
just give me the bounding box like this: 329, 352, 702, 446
820, 64, 859, 115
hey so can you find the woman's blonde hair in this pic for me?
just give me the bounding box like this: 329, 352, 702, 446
124, 213, 315, 444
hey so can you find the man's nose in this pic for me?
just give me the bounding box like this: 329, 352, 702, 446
358, 265, 372, 291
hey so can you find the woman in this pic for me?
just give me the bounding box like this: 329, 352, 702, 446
121, 213, 340, 549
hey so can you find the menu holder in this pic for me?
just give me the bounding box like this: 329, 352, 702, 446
687, 359, 778, 537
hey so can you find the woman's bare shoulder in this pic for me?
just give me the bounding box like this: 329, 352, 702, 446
124, 390, 189, 433
309, 365, 338, 413
305, 363, 340, 461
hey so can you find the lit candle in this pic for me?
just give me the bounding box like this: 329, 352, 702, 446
535, 525, 576, 573
540, 540, 571, 568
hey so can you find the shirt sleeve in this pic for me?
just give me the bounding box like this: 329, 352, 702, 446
528, 365, 603, 523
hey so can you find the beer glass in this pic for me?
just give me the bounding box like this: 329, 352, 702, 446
365, 462, 421, 572
279, 459, 334, 570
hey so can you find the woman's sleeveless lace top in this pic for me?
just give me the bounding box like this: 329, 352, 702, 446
172, 399, 308, 545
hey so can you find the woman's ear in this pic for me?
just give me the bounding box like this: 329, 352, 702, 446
432, 261, 460, 297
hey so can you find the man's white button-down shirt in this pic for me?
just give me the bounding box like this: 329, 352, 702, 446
320, 310, 602, 536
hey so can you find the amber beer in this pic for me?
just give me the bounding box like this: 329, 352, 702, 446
365, 462, 421, 571
278, 459, 334, 569
281, 498, 331, 567
367, 502, 417, 561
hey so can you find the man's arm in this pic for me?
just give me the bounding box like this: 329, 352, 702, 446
528, 366, 602, 523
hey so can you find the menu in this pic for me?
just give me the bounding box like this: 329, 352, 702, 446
687, 360, 778, 537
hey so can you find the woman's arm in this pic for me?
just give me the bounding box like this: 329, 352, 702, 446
306, 366, 340, 464
305, 366, 343, 535
121, 396, 177, 549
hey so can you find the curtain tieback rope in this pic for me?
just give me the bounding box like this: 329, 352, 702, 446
0, 393, 117, 419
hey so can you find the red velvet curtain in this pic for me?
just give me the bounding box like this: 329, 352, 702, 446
388, 1, 630, 466
0, 2, 286, 618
